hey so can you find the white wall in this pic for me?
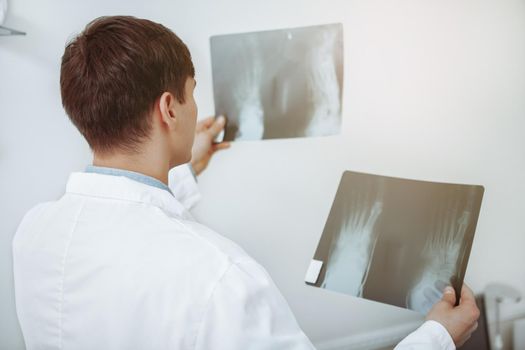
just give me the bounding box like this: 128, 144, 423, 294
1, 0, 524, 348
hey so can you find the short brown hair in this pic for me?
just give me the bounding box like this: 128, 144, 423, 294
60, 16, 195, 153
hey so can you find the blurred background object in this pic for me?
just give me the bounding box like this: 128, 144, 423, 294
0, 0, 26, 35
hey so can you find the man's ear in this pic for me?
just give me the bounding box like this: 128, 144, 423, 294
158, 92, 178, 129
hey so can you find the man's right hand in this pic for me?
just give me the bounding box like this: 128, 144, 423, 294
426, 284, 480, 347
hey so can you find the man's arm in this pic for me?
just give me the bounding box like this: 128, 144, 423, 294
395, 284, 480, 349
168, 116, 229, 209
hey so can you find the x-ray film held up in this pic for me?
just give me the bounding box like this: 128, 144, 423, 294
210, 23, 343, 141
306, 171, 484, 314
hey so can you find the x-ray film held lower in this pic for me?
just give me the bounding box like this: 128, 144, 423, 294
305, 171, 484, 314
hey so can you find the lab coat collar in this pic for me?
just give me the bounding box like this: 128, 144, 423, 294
66, 172, 193, 220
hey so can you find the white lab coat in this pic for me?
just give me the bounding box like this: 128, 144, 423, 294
13, 165, 455, 350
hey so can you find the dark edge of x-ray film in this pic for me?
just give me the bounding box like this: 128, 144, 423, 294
210, 23, 344, 141
306, 171, 484, 314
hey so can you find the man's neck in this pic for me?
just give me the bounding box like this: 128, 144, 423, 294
93, 151, 170, 185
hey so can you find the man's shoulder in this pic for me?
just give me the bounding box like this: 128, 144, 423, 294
89, 201, 257, 273
161, 216, 254, 266
13, 201, 55, 245
22, 201, 55, 221
13, 196, 258, 280
112, 212, 262, 293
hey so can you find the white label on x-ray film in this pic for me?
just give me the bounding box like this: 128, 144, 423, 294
305, 259, 323, 284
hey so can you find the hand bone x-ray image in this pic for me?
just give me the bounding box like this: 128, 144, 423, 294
210, 23, 343, 141
306, 171, 484, 314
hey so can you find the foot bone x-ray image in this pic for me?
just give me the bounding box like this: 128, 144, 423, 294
210, 23, 343, 141
306, 171, 484, 314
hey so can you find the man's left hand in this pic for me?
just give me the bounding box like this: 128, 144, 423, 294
191, 116, 230, 176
